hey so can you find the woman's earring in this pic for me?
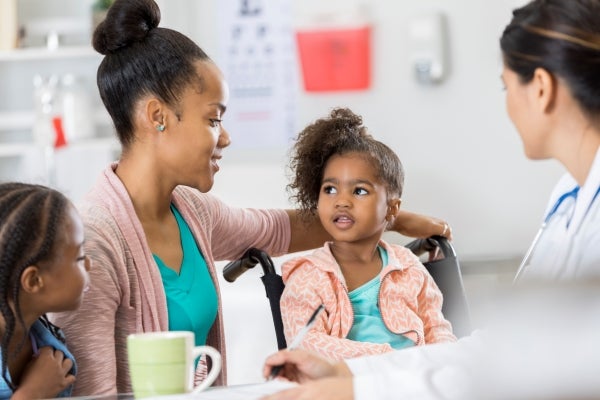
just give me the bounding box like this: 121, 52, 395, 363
156, 124, 166, 132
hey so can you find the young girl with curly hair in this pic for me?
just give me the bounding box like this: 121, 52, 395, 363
280, 108, 456, 361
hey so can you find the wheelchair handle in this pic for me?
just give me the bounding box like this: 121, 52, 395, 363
223, 248, 277, 282
405, 235, 456, 259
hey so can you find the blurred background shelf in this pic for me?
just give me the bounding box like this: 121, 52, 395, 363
0, 0, 113, 200
0, 143, 32, 158
0, 108, 111, 132
0, 137, 119, 159
0, 46, 98, 61
0, 137, 120, 158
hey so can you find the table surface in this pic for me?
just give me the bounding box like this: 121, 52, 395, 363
63, 394, 134, 399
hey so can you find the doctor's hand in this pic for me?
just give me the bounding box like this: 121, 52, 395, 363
261, 377, 354, 400
391, 210, 453, 241
263, 349, 352, 384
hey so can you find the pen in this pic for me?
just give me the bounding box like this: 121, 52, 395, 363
268, 304, 325, 380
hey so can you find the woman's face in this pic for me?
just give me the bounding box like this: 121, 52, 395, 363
502, 65, 548, 160
38, 204, 91, 312
162, 60, 231, 192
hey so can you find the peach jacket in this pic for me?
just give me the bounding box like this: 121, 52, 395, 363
51, 163, 291, 396
280, 240, 456, 361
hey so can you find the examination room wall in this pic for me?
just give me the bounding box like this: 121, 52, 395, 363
11, 0, 563, 259
184, 0, 565, 260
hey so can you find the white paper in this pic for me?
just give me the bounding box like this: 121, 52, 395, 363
148, 380, 297, 399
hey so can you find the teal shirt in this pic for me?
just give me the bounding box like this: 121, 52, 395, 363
153, 205, 218, 347
346, 246, 415, 350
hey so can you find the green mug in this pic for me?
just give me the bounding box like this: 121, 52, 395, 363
127, 331, 221, 398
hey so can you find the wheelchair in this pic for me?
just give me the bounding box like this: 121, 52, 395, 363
223, 236, 471, 350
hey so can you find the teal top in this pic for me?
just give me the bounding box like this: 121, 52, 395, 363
346, 246, 415, 350
153, 205, 218, 347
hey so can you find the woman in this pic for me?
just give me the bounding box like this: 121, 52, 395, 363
261, 0, 600, 398
49, 0, 450, 396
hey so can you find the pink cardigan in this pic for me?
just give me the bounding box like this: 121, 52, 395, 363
280, 240, 456, 361
50, 163, 291, 396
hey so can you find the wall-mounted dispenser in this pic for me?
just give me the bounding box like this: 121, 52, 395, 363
408, 12, 449, 85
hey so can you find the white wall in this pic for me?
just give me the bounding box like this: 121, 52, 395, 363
207, 0, 564, 260
13, 0, 564, 259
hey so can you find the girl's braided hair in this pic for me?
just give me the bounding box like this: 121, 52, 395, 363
0, 183, 68, 390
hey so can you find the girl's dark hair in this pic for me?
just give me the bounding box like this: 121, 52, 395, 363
288, 108, 404, 219
0, 183, 69, 390
500, 0, 600, 117
92, 0, 210, 147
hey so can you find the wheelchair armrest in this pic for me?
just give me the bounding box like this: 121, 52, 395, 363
405, 235, 456, 259
222, 248, 288, 349
223, 248, 277, 282
406, 236, 471, 337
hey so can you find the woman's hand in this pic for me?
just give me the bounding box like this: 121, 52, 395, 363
263, 349, 351, 384
12, 347, 75, 400
392, 210, 453, 240
261, 377, 354, 400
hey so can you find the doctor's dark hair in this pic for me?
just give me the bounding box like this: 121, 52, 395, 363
500, 0, 600, 118
92, 0, 210, 147
287, 108, 404, 219
0, 183, 68, 390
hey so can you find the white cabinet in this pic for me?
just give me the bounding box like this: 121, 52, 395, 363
0, 45, 119, 202
0, 0, 207, 202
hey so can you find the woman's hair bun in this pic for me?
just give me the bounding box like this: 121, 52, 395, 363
93, 0, 161, 55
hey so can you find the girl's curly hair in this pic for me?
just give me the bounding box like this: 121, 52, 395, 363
287, 108, 404, 219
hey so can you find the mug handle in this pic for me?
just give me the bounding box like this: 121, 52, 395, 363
191, 345, 222, 393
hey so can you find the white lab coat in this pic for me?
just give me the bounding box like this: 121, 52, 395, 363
348, 146, 600, 399
348, 283, 600, 399
525, 146, 600, 279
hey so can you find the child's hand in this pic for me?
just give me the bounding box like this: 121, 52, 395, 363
12, 347, 75, 400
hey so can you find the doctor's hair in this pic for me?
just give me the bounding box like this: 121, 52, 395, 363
93, 0, 210, 148
500, 0, 600, 118
0, 183, 68, 390
287, 107, 404, 219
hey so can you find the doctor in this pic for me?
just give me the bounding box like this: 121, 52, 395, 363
261, 0, 600, 398
510, 0, 600, 280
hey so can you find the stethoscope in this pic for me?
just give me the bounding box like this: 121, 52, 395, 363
513, 186, 581, 283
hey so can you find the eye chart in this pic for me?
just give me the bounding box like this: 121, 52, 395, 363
217, 0, 298, 149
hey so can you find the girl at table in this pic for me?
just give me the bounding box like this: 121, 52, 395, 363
280, 108, 456, 361
0, 183, 91, 399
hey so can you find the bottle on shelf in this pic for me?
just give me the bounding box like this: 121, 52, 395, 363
32, 74, 60, 185
60, 73, 95, 142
